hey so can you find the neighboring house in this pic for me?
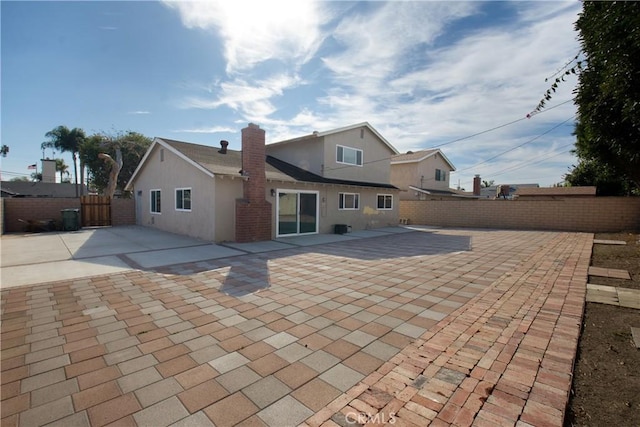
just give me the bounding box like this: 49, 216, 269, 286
390, 149, 461, 200
515, 186, 596, 199
0, 181, 87, 198
125, 122, 400, 243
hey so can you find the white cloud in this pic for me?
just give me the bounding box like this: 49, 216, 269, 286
128, 110, 151, 115
166, 0, 582, 186
162, 0, 327, 73
173, 126, 236, 134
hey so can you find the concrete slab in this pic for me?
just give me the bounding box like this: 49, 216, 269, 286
1, 233, 72, 267
373, 226, 415, 234
593, 239, 627, 245
223, 240, 295, 254
1, 256, 131, 289
588, 266, 631, 280
276, 233, 355, 247
631, 327, 640, 349
126, 245, 245, 268
343, 230, 390, 238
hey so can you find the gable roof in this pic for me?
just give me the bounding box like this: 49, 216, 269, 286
391, 149, 456, 171
409, 185, 476, 198
266, 122, 400, 155
126, 137, 397, 190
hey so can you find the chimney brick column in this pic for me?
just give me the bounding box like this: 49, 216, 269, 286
473, 175, 481, 196
235, 123, 272, 242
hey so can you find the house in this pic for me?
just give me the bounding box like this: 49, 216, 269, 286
514, 186, 596, 199
125, 123, 400, 243
390, 149, 462, 200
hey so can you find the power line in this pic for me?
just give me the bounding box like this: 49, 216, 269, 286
429, 98, 574, 149
454, 115, 576, 174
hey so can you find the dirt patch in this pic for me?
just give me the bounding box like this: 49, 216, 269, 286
565, 232, 640, 427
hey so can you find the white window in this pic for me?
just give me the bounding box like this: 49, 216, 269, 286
377, 194, 393, 210
175, 188, 191, 211
336, 145, 363, 166
150, 189, 161, 214
435, 169, 447, 182
339, 193, 360, 210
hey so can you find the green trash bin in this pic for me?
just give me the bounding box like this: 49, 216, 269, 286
61, 209, 80, 231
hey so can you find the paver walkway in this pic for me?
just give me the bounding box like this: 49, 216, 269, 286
0, 228, 593, 427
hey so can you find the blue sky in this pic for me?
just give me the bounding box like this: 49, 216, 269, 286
1, 1, 581, 189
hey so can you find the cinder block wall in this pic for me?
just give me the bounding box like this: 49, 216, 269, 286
111, 198, 136, 226
3, 198, 136, 232
399, 197, 640, 232
3, 198, 81, 232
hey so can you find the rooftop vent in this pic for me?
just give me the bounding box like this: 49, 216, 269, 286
218, 140, 229, 154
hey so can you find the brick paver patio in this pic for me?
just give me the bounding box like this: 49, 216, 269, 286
0, 228, 592, 427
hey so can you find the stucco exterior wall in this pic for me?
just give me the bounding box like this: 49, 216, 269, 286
129, 144, 224, 242
265, 182, 399, 237
214, 176, 243, 242
391, 154, 453, 200
322, 127, 393, 184
266, 138, 324, 176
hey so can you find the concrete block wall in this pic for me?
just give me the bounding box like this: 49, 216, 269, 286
3, 198, 81, 232
399, 197, 640, 233
111, 198, 136, 226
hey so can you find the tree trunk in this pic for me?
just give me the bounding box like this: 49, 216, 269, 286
98, 149, 123, 198
72, 152, 79, 198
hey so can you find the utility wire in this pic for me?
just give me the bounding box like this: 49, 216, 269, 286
454, 115, 576, 174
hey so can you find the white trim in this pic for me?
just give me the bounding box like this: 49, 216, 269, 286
376, 193, 393, 210
275, 189, 319, 237
338, 192, 360, 210
336, 145, 363, 167
175, 187, 192, 212
150, 189, 162, 214
266, 122, 399, 155
390, 149, 456, 171
125, 138, 215, 191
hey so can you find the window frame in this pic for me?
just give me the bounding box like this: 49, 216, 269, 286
377, 194, 393, 210
338, 192, 360, 210
150, 189, 162, 214
175, 187, 192, 212
336, 145, 363, 167
435, 169, 447, 182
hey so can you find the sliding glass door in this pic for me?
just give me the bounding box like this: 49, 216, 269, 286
277, 190, 318, 237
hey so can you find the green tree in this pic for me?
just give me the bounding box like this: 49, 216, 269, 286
572, 1, 640, 192
80, 131, 152, 196
42, 126, 87, 196
10, 176, 30, 182
481, 180, 495, 188
55, 158, 70, 183
1, 145, 8, 157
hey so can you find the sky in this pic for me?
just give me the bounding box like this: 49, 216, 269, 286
1, 0, 582, 189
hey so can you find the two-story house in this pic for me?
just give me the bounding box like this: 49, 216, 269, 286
126, 122, 400, 243
390, 149, 458, 200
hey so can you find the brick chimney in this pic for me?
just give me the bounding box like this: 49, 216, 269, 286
473, 174, 481, 196
235, 123, 272, 242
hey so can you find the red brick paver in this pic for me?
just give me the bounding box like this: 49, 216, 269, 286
1, 229, 592, 427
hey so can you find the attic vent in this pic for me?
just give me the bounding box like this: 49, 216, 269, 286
160, 149, 164, 162
406, 150, 413, 154
360, 129, 364, 139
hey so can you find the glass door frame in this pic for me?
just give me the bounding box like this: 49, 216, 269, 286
275, 189, 319, 237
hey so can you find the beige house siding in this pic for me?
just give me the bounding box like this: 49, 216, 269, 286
265, 182, 399, 237
392, 153, 454, 200
215, 176, 243, 242
266, 138, 324, 176
130, 144, 232, 242
322, 127, 393, 184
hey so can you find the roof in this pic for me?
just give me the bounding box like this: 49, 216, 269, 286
515, 186, 597, 196
267, 156, 397, 189
0, 181, 86, 198
409, 185, 476, 198
391, 149, 456, 171
126, 137, 397, 190
266, 122, 400, 155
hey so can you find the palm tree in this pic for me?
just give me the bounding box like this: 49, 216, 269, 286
55, 158, 70, 183
42, 126, 87, 197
